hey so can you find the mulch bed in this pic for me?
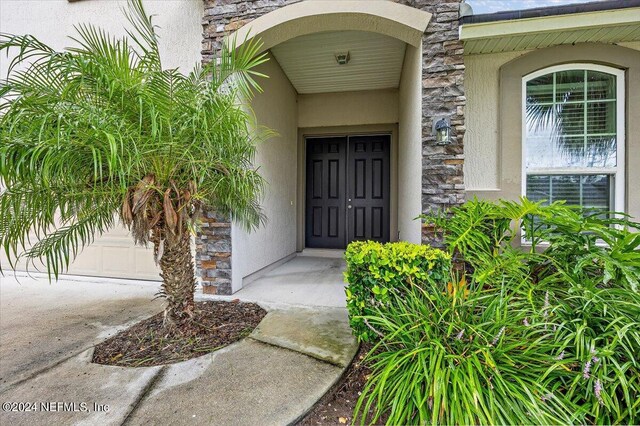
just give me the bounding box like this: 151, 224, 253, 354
92, 301, 266, 367
298, 343, 387, 426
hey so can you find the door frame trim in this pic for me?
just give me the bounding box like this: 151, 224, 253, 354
297, 124, 398, 251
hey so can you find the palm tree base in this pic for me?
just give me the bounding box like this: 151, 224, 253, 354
158, 231, 196, 324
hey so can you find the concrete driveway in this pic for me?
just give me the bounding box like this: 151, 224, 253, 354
0, 274, 162, 392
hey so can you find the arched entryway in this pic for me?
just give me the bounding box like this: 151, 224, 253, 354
197, 0, 466, 295
232, 0, 431, 50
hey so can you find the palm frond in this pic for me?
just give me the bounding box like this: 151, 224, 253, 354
1, 0, 271, 277
123, 0, 161, 71
0, 32, 58, 76
22, 202, 117, 279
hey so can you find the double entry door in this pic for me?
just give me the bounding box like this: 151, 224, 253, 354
305, 135, 391, 249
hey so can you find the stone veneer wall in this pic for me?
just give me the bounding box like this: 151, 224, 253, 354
399, 0, 466, 246
198, 0, 466, 294
196, 210, 232, 294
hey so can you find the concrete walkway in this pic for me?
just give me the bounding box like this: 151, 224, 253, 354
217, 255, 348, 308
128, 308, 357, 426
0, 274, 358, 426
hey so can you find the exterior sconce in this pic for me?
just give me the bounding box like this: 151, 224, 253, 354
433, 117, 451, 145
335, 52, 350, 65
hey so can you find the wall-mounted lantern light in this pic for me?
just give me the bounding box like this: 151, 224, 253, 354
433, 117, 451, 145
335, 52, 350, 65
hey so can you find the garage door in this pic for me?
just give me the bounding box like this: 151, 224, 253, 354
1, 225, 160, 281
67, 226, 160, 280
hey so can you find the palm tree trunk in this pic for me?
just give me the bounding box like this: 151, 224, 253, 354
159, 231, 196, 324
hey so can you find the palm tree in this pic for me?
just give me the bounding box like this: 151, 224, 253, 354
0, 0, 271, 324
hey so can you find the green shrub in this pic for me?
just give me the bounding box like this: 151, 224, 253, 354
385, 197, 640, 425
423, 197, 640, 294
543, 276, 640, 424
351, 199, 640, 425
356, 269, 640, 425
344, 241, 450, 342
355, 276, 578, 425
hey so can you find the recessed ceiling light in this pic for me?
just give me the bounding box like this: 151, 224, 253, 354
335, 52, 350, 65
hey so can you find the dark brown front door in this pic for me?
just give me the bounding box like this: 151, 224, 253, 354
305, 135, 390, 249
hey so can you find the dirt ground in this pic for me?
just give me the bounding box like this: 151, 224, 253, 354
92, 300, 266, 367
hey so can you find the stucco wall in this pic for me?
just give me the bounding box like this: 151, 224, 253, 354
297, 89, 399, 128
231, 55, 298, 290
463, 50, 529, 191
397, 43, 423, 243
464, 42, 640, 221
0, 0, 203, 281
0, 0, 203, 74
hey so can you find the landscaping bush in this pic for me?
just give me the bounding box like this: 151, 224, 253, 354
355, 276, 577, 425
352, 199, 640, 425
424, 198, 640, 294
344, 241, 450, 342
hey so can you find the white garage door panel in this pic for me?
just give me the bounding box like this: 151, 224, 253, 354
103, 247, 136, 274
68, 229, 160, 281
1, 225, 160, 282
69, 246, 101, 273
134, 247, 159, 276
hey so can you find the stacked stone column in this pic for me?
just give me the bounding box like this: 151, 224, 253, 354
196, 211, 232, 294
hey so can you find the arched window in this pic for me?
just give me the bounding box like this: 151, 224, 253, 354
522, 64, 625, 213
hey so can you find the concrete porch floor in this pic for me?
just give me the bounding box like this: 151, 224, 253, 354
222, 255, 347, 308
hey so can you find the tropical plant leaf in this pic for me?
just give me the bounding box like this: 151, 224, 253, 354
0, 0, 271, 279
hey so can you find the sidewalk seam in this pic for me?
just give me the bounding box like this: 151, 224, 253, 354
0, 345, 92, 395
247, 336, 354, 368
287, 346, 358, 426
120, 365, 166, 426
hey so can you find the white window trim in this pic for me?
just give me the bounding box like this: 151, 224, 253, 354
521, 63, 626, 214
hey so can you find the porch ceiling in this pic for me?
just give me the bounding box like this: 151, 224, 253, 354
461, 7, 640, 54
270, 30, 407, 94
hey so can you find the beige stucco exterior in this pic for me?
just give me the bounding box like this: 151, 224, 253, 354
298, 90, 399, 128
4, 0, 637, 288
223, 2, 429, 290
0, 0, 203, 74
236, 73, 423, 288
231, 55, 299, 292
463, 50, 529, 191
397, 43, 423, 244
464, 42, 640, 222
0, 0, 428, 289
